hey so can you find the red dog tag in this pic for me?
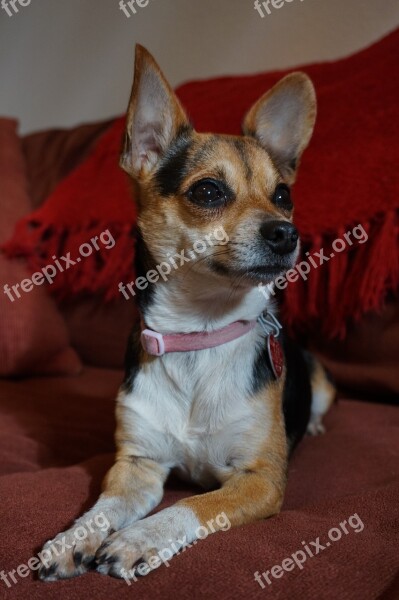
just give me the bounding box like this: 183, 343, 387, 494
267, 335, 284, 379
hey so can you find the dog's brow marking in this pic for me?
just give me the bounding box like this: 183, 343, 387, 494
155, 126, 193, 196
191, 136, 217, 167
232, 139, 253, 181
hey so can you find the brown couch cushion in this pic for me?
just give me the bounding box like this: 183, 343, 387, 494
0, 119, 82, 377
61, 298, 137, 369
312, 297, 399, 396
0, 371, 397, 599
22, 119, 114, 209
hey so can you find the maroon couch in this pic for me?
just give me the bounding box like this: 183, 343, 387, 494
1, 370, 398, 600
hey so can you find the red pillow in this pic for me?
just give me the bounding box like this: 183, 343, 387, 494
0, 119, 82, 377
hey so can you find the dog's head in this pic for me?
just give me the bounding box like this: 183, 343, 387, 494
120, 45, 316, 286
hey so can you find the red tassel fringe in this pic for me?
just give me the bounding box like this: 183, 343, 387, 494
2, 210, 398, 340
1, 220, 136, 303
282, 210, 399, 339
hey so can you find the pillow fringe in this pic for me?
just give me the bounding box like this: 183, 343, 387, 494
1, 220, 136, 302
283, 209, 399, 339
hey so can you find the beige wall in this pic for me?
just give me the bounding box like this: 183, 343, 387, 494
0, 0, 398, 134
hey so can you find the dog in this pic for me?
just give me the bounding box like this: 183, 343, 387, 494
38, 45, 334, 582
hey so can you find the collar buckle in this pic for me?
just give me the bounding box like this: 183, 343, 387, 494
141, 329, 166, 356
258, 311, 282, 338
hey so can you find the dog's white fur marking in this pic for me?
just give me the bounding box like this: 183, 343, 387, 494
120, 270, 273, 487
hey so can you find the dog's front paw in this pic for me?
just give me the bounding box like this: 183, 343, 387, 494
95, 506, 199, 580
38, 525, 109, 581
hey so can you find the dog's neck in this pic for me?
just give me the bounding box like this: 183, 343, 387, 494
140, 266, 272, 335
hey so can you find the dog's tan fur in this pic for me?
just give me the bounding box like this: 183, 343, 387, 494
38, 45, 333, 583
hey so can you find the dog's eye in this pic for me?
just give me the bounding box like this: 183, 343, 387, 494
187, 179, 227, 207
273, 184, 293, 210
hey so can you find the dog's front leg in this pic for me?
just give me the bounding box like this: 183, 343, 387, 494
38, 455, 169, 581
95, 454, 287, 579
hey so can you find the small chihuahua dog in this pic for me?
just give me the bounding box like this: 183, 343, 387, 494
39, 46, 334, 582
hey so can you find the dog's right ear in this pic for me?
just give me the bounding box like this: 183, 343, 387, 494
120, 45, 191, 179
243, 72, 316, 183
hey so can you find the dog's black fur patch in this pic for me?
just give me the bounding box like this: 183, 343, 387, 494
155, 125, 193, 196
122, 321, 141, 394
251, 341, 273, 395
251, 331, 312, 453
133, 227, 157, 313
122, 229, 155, 393
282, 336, 312, 453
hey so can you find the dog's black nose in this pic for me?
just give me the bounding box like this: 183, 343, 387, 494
260, 220, 299, 255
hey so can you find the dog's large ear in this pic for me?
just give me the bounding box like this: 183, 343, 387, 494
120, 45, 191, 179
243, 73, 316, 183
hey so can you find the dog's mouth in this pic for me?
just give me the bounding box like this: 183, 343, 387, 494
210, 260, 288, 284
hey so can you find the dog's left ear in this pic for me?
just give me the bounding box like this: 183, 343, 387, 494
120, 45, 191, 179
243, 72, 316, 183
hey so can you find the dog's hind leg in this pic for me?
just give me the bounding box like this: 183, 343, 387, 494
307, 358, 335, 435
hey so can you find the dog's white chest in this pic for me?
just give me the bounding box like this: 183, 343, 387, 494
118, 332, 270, 487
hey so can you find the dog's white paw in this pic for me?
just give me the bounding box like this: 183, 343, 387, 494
95, 506, 199, 579
38, 507, 114, 582
307, 414, 326, 436
38, 528, 107, 581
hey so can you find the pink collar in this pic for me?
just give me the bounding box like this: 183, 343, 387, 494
141, 319, 258, 356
